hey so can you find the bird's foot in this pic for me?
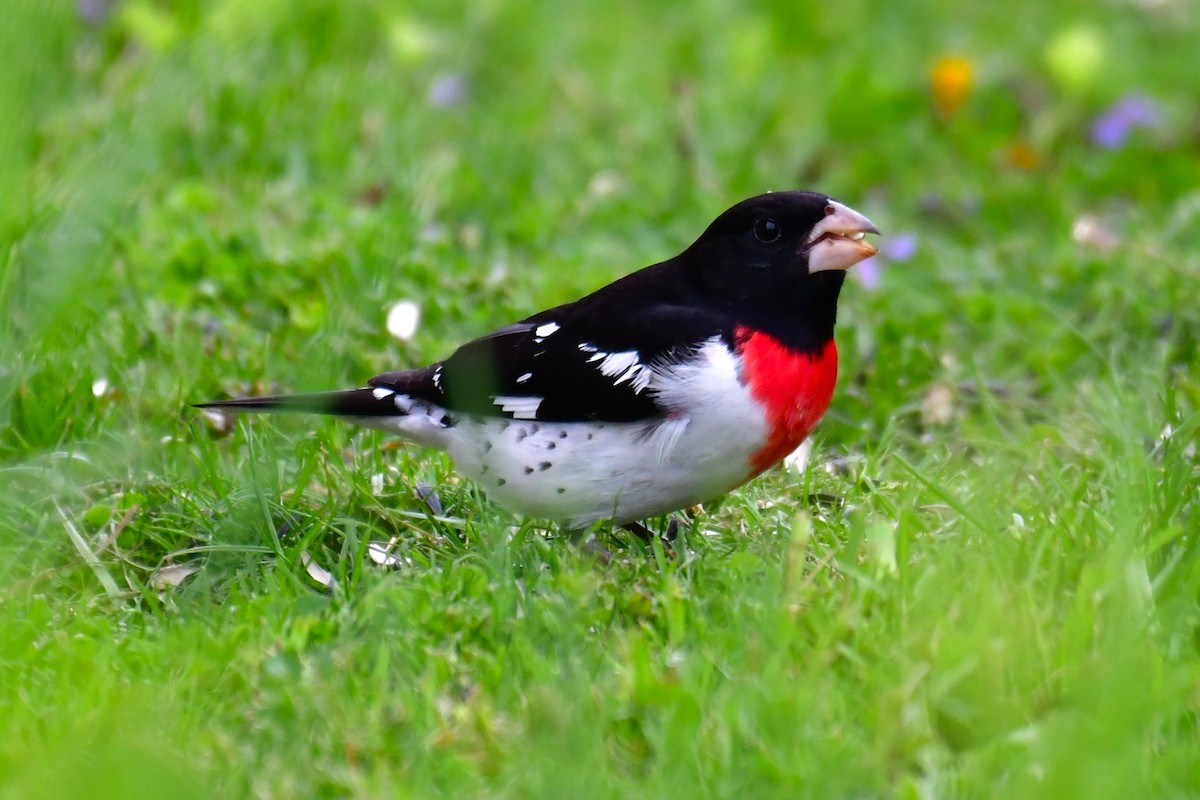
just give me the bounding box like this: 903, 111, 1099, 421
620, 516, 680, 547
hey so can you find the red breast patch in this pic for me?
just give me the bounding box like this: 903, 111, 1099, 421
735, 327, 838, 476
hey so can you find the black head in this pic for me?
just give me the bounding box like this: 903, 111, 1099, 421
679, 190, 880, 350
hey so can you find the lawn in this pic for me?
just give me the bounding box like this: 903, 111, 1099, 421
2, 0, 1199, 797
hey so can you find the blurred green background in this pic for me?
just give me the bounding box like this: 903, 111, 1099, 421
1, 0, 1198, 797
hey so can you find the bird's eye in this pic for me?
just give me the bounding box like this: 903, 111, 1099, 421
753, 218, 781, 244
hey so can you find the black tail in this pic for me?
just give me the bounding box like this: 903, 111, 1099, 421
193, 388, 401, 418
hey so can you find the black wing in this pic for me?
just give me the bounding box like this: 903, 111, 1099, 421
369, 304, 734, 423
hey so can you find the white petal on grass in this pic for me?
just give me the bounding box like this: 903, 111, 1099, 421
784, 439, 814, 473
300, 551, 334, 588
91, 377, 110, 397
367, 541, 402, 567
386, 300, 421, 340
486, 260, 509, 287
1071, 215, 1121, 251
151, 563, 199, 590
586, 170, 624, 200
201, 408, 235, 434
370, 472, 386, 495
921, 384, 956, 426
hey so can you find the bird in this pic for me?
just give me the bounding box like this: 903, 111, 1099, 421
196, 191, 880, 542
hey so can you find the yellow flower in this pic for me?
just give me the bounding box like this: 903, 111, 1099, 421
1005, 139, 1041, 170
931, 56, 973, 116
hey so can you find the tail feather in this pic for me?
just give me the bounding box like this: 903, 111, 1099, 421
194, 388, 401, 418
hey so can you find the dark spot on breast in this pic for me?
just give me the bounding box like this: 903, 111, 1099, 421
524, 466, 534, 475
497, 478, 506, 486
556, 487, 566, 494
546, 442, 556, 450
529, 423, 540, 434
515, 427, 529, 442
558, 430, 568, 439
586, 433, 594, 440
539, 462, 552, 471
480, 464, 490, 474
483, 440, 493, 453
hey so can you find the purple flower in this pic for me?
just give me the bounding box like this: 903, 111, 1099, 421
77, 0, 117, 24
427, 73, 467, 108
853, 232, 919, 292
1090, 93, 1162, 149
855, 258, 883, 291
880, 233, 918, 262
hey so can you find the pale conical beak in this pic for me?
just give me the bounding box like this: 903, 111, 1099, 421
804, 200, 881, 273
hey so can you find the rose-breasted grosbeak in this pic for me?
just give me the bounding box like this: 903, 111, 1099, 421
197, 191, 879, 539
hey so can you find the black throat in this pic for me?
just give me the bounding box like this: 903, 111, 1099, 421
728, 270, 845, 354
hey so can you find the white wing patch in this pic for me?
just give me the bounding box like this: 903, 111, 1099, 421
494, 395, 543, 419
372, 387, 394, 400
589, 349, 652, 393
534, 322, 560, 339
516, 372, 533, 384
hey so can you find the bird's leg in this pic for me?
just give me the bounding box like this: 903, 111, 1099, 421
663, 515, 679, 543
620, 516, 680, 545
620, 521, 654, 543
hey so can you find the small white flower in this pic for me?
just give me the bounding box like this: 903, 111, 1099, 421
386, 300, 421, 341
586, 170, 624, 200
91, 378, 110, 397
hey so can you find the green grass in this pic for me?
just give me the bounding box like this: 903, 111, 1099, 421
2, 0, 1199, 796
